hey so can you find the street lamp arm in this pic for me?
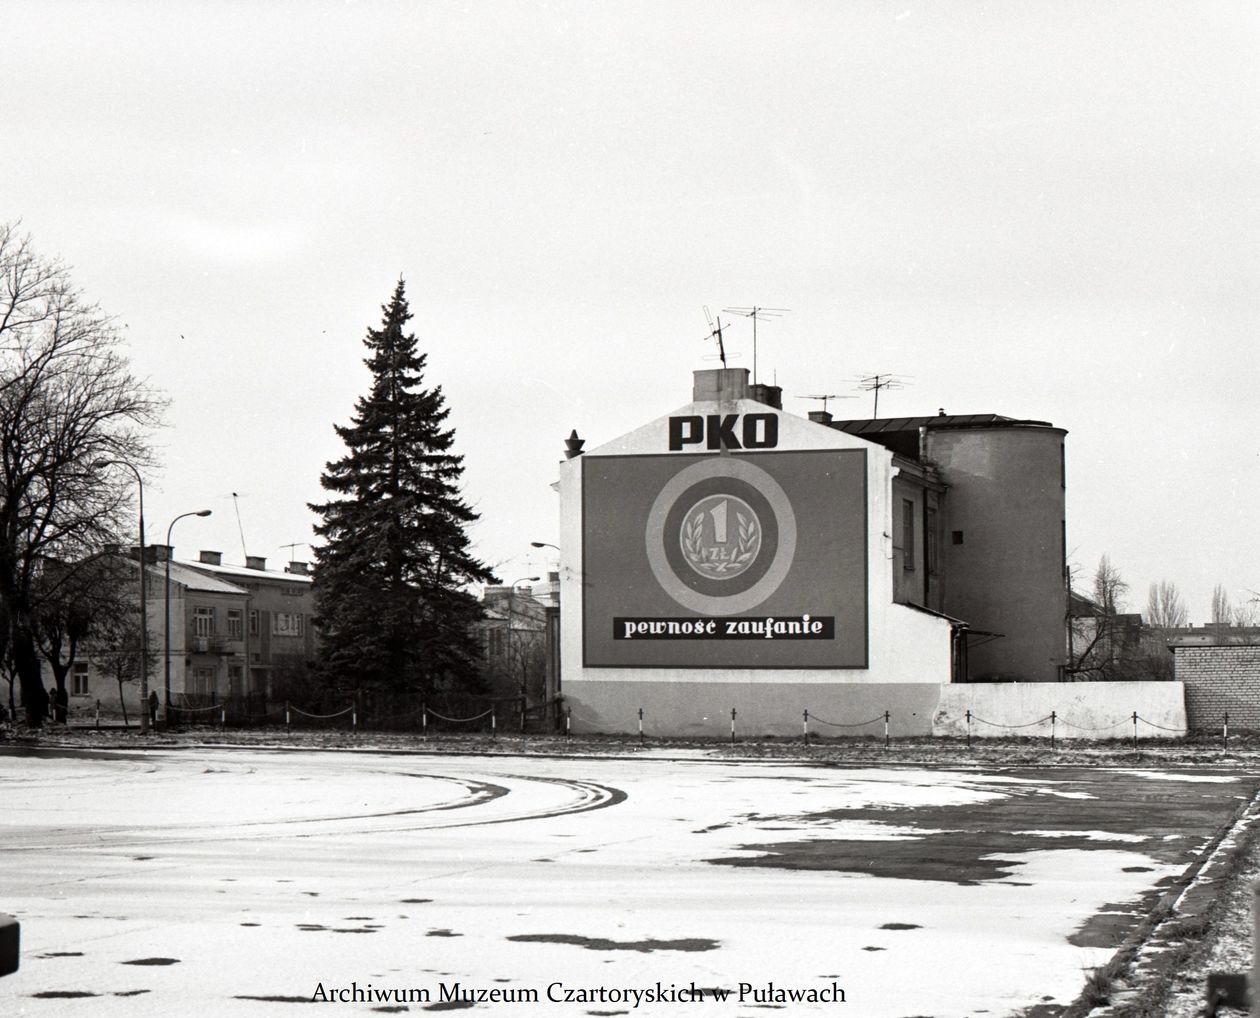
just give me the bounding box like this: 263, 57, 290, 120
163, 509, 212, 731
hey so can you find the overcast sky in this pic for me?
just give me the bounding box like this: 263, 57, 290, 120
4, 1, 1257, 622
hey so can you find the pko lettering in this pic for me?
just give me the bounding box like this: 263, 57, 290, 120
668, 413, 779, 452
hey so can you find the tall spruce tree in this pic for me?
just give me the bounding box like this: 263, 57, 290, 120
310, 281, 495, 703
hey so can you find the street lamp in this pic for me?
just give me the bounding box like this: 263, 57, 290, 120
94, 458, 150, 734
508, 576, 540, 732
164, 509, 212, 729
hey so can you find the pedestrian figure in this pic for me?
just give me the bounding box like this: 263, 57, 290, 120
148, 690, 159, 726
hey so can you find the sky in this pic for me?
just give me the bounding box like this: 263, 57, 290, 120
3, 1, 1257, 623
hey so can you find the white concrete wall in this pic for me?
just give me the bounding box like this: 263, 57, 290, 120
934, 681, 1186, 740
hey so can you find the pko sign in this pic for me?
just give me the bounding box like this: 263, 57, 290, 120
668, 413, 779, 452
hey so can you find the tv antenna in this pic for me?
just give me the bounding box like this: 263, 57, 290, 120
722, 306, 790, 384
800, 393, 855, 415
853, 373, 912, 416
281, 542, 310, 562
702, 306, 732, 368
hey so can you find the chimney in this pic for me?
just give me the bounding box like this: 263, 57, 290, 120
808, 410, 833, 425
693, 368, 749, 403
152, 545, 171, 563
199, 550, 222, 566
564, 429, 585, 459
749, 383, 783, 410
286, 561, 309, 576
246, 555, 267, 571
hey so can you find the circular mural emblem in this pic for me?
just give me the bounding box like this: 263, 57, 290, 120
679, 494, 762, 581
646, 458, 797, 616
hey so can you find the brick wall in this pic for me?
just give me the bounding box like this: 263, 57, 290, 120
1174, 646, 1260, 730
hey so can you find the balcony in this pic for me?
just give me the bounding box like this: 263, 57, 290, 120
189, 636, 246, 656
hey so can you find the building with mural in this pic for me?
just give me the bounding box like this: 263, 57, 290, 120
557, 367, 1072, 737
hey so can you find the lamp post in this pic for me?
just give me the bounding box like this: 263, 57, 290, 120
94, 459, 149, 734
508, 576, 540, 732
164, 510, 212, 729
529, 543, 562, 727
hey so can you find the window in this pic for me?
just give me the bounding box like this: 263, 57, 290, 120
272, 612, 304, 637
952, 530, 964, 545
901, 499, 915, 571
227, 608, 243, 639
194, 606, 215, 637
249, 609, 259, 636
487, 628, 507, 659
925, 507, 939, 574
72, 661, 89, 696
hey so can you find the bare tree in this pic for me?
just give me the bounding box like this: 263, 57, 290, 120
0, 223, 163, 725
1069, 556, 1144, 680
1145, 580, 1188, 629
32, 554, 136, 720
93, 610, 150, 727
1211, 583, 1232, 629
1234, 596, 1260, 629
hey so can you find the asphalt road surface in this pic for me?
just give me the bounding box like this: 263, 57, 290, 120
2, 746, 1254, 1017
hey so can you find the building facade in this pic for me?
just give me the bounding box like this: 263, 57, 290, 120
56, 549, 314, 719
557, 368, 1068, 737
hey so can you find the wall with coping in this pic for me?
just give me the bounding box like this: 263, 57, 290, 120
934, 681, 1186, 739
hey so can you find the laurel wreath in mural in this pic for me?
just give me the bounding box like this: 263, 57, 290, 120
682, 509, 759, 576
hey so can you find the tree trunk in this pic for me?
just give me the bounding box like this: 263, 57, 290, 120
13, 625, 48, 726
116, 678, 130, 727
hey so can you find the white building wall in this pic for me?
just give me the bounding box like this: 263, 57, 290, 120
558, 395, 954, 736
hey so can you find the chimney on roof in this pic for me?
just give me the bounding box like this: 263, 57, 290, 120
199, 550, 222, 566
152, 545, 171, 563
808, 410, 833, 425
693, 368, 749, 402
286, 561, 309, 576
749, 383, 783, 410
246, 555, 267, 571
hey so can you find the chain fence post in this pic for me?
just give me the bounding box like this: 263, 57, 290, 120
421, 702, 427, 741
220, 705, 226, 729
352, 706, 358, 733
965, 709, 972, 749
803, 709, 810, 745
491, 709, 497, 741
884, 710, 890, 749
285, 701, 291, 734
565, 704, 572, 739
730, 707, 737, 745
95, 700, 101, 730
1223, 711, 1229, 752
1050, 710, 1056, 751
1132, 711, 1139, 752
638, 706, 644, 745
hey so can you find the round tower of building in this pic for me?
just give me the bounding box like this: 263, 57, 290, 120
924, 422, 1067, 683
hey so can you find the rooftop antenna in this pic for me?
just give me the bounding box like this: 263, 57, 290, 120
723, 306, 790, 384
702, 306, 730, 368
853, 373, 912, 417
799, 393, 855, 415
231, 492, 248, 561
281, 542, 310, 562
